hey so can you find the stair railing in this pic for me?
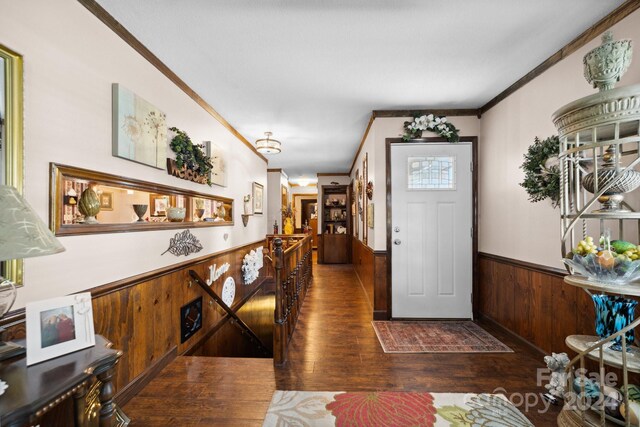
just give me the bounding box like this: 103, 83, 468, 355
272, 235, 313, 366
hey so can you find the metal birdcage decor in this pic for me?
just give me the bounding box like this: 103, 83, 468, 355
554, 32, 640, 258
552, 32, 640, 427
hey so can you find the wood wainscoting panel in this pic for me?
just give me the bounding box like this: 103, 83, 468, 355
2, 239, 272, 408
496, 262, 516, 332
373, 251, 388, 319
478, 252, 640, 387
97, 239, 272, 406
352, 236, 374, 310
351, 237, 388, 319
478, 252, 595, 355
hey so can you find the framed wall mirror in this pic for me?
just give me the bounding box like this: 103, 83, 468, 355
0, 45, 24, 286
50, 163, 234, 236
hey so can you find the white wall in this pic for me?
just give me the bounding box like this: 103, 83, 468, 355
2, 0, 267, 308
351, 116, 481, 251
266, 170, 289, 233
291, 185, 318, 195
479, 8, 640, 269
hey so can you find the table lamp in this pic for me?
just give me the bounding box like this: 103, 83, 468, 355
0, 186, 65, 360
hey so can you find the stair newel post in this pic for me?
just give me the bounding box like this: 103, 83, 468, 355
274, 238, 285, 365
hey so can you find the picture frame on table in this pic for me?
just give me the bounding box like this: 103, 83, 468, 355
252, 182, 264, 214
25, 292, 96, 366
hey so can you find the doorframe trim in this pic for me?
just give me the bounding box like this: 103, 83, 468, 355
385, 136, 479, 319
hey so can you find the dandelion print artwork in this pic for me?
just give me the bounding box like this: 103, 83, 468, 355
112, 84, 167, 169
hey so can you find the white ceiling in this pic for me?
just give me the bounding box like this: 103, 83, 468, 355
96, 0, 624, 179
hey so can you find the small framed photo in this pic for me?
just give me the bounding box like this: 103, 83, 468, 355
252, 182, 264, 215
26, 293, 96, 366
99, 191, 113, 210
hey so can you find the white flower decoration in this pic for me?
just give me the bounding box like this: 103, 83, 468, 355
402, 113, 459, 142
242, 248, 263, 284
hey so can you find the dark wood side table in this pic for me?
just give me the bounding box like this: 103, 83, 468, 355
0, 335, 129, 427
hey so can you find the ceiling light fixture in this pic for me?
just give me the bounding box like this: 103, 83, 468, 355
255, 131, 281, 154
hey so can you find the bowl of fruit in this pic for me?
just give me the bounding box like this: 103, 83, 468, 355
564, 236, 640, 284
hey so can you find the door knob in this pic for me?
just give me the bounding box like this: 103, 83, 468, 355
393, 239, 401, 245
394, 227, 400, 232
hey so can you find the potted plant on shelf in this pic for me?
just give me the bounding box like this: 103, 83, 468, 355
168, 127, 214, 186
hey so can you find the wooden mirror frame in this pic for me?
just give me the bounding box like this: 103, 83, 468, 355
50, 163, 234, 236
1, 45, 24, 286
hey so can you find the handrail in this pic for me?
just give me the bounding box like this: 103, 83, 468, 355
188, 269, 271, 357
266, 234, 309, 256
272, 235, 313, 366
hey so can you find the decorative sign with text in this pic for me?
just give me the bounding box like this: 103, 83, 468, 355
166, 158, 207, 185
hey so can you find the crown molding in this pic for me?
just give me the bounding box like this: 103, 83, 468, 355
372, 109, 480, 118
77, 0, 267, 163
348, 113, 374, 176
480, 0, 640, 114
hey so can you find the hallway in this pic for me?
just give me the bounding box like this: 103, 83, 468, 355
123, 256, 559, 425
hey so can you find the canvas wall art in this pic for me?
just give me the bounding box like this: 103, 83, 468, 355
208, 142, 227, 187
112, 83, 167, 169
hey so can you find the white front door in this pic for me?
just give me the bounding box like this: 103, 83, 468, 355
391, 142, 473, 318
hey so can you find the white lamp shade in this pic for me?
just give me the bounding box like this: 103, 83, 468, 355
0, 186, 65, 262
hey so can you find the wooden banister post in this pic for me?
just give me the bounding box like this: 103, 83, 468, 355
308, 237, 313, 280
273, 238, 285, 365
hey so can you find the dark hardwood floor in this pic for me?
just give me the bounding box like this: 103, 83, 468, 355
123, 252, 560, 425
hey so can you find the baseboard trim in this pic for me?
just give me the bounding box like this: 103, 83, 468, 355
478, 314, 546, 357
115, 345, 177, 406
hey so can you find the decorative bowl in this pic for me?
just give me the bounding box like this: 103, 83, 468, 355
167, 207, 186, 222
132, 204, 148, 222
564, 253, 640, 284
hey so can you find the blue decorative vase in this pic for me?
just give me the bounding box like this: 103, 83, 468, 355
592, 294, 637, 351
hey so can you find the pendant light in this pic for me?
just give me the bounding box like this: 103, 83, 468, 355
255, 132, 281, 154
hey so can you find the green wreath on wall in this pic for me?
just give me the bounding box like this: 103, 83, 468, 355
519, 135, 561, 208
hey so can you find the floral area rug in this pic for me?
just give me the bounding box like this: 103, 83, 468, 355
262, 391, 533, 426
371, 321, 512, 353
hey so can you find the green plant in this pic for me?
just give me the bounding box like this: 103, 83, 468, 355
520, 135, 560, 207
168, 126, 213, 186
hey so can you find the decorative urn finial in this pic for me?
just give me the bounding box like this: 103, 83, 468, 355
583, 31, 633, 91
